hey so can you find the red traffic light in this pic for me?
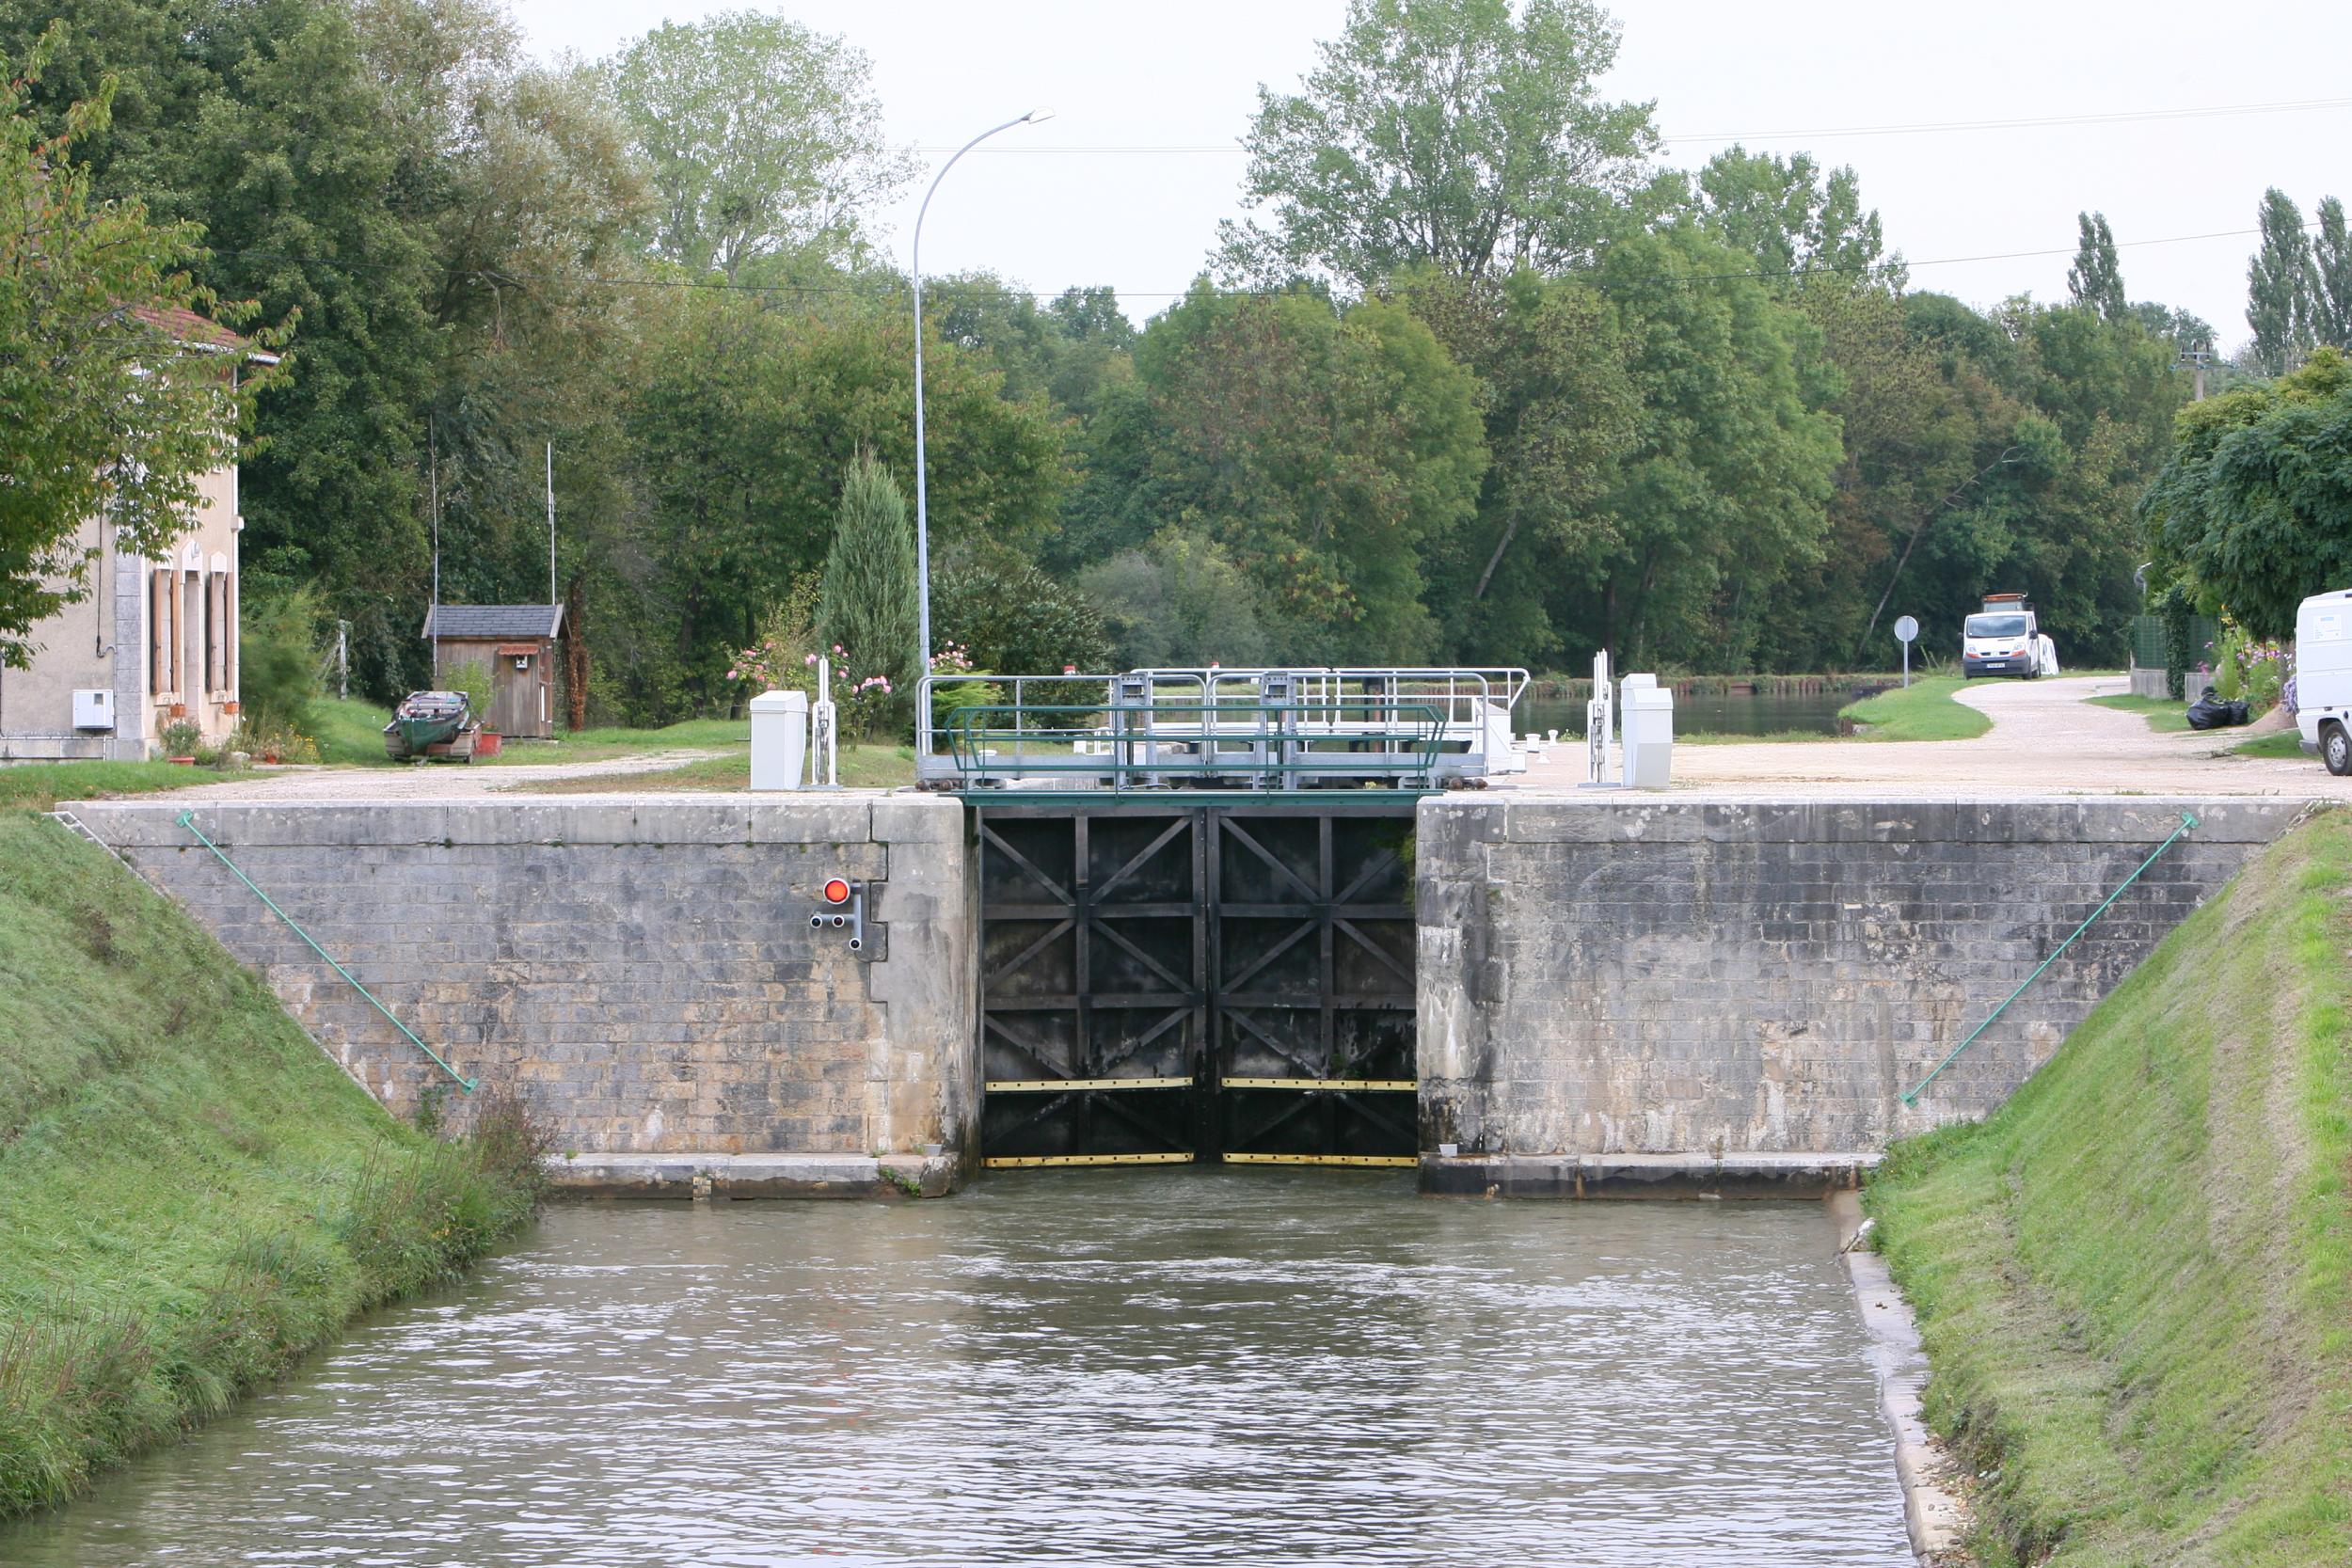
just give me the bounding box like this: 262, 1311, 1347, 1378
822, 878, 852, 906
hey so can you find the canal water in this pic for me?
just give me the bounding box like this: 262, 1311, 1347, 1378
5, 1171, 1911, 1567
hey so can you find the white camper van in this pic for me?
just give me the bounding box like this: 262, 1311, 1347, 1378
2295, 589, 2352, 775
1962, 593, 2059, 678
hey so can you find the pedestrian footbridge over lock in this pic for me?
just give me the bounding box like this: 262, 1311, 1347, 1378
58, 665, 2315, 1198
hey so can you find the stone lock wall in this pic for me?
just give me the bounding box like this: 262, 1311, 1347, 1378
1416, 797, 2309, 1158
72, 797, 976, 1164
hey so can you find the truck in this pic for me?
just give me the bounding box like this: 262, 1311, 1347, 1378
2294, 589, 2352, 775
1962, 593, 2059, 678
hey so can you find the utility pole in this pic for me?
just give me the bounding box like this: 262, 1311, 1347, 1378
2176, 347, 2213, 401
428, 425, 439, 630
546, 441, 557, 606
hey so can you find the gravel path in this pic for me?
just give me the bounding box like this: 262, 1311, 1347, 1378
159, 748, 731, 801
1505, 674, 2349, 800
111, 676, 2352, 805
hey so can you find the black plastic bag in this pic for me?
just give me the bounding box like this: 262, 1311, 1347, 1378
2185, 687, 2250, 730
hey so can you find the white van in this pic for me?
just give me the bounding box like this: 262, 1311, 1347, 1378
2295, 590, 2352, 775
1962, 593, 2059, 678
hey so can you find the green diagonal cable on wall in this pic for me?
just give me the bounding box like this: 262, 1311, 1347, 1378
1901, 809, 2198, 1106
176, 810, 477, 1093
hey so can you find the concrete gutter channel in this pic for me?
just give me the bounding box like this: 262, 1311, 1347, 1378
1831, 1190, 1971, 1564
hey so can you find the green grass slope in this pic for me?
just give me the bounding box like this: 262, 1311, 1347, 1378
1867, 811, 2352, 1566
0, 815, 546, 1523
1839, 675, 1997, 741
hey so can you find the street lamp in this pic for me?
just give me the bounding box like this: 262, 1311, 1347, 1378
911, 107, 1054, 679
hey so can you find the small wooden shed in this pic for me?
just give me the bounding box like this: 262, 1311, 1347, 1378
421, 604, 564, 739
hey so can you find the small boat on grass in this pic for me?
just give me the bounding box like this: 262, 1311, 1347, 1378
384, 690, 480, 762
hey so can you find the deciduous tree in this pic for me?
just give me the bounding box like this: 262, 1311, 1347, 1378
1217, 0, 1657, 289
607, 11, 913, 278
0, 31, 278, 662
2066, 211, 2126, 321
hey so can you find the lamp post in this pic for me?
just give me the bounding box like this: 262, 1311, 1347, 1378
911, 107, 1052, 679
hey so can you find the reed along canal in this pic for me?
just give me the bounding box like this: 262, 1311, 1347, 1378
6, 1171, 1911, 1566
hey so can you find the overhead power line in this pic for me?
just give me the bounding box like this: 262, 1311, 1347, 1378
917, 94, 2352, 156
201, 216, 2319, 305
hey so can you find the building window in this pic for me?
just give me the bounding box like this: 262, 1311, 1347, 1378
207, 573, 226, 691
150, 567, 167, 694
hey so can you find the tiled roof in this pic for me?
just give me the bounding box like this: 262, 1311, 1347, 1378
422, 604, 565, 641
129, 303, 246, 351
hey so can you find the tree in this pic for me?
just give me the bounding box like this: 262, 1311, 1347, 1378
1393, 266, 1635, 659
819, 451, 919, 690
934, 554, 1114, 676
1575, 225, 1842, 668
1216, 0, 1657, 289
1692, 146, 1898, 286
607, 11, 913, 278
1102, 284, 1486, 661
2316, 196, 2352, 352
0, 30, 276, 662
2246, 188, 2316, 375
2066, 211, 2126, 321
1078, 529, 1275, 669
2140, 349, 2352, 641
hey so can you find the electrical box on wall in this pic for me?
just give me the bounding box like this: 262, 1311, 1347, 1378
811, 877, 866, 953
72, 689, 114, 732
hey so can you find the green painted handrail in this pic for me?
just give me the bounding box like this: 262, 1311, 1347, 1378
1901, 810, 2197, 1106
177, 810, 476, 1093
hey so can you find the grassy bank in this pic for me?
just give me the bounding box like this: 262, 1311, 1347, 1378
2090, 691, 2191, 732
516, 741, 915, 793
1838, 675, 1995, 741
310, 696, 751, 768
0, 814, 548, 1523
1867, 813, 2352, 1566
0, 760, 255, 813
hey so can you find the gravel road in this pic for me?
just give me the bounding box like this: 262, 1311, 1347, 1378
1506, 674, 2348, 800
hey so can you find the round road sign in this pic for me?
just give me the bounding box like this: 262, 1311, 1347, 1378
1893, 615, 1919, 643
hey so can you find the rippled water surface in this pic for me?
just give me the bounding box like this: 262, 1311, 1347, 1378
5, 1170, 1909, 1567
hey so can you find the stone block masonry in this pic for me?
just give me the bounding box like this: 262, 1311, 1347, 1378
1416, 797, 2312, 1165
70, 797, 977, 1180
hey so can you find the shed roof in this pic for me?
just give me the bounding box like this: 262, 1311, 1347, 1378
129, 303, 280, 364
422, 604, 564, 640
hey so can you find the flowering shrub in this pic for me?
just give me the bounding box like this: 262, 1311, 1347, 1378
2208, 624, 2293, 712
724, 637, 898, 738
928, 641, 1002, 729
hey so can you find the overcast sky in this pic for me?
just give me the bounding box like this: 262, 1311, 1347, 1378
509, 0, 2348, 353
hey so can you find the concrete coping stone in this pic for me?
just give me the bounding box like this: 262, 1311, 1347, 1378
1421, 1150, 1881, 1199
1422, 796, 2313, 847
62, 794, 964, 849
548, 1150, 958, 1199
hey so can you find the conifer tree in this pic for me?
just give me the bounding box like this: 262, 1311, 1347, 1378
818, 450, 920, 693
2065, 212, 2126, 320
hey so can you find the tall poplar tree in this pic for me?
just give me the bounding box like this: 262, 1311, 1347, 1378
2246, 188, 2316, 374
2315, 196, 2352, 353
2066, 211, 2126, 320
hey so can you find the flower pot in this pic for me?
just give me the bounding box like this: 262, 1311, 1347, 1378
475, 730, 503, 758
169, 756, 195, 766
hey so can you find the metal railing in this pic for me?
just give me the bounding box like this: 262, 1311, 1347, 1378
914, 666, 1528, 790
942, 697, 1447, 790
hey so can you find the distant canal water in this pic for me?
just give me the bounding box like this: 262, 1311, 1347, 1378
5, 1171, 1910, 1567
1519, 689, 1856, 738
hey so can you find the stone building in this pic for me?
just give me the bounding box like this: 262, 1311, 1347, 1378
0, 307, 276, 762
